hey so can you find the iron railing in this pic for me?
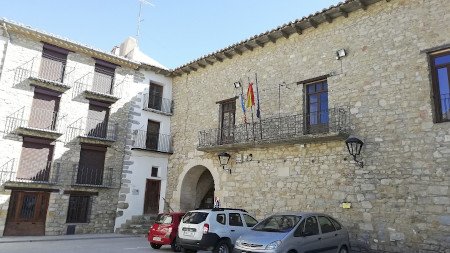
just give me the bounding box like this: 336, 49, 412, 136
72, 164, 113, 187
132, 130, 173, 153
72, 72, 124, 98
198, 108, 349, 149
13, 56, 75, 85
439, 93, 450, 121
66, 117, 118, 142
0, 158, 60, 185
4, 106, 66, 134
143, 94, 173, 114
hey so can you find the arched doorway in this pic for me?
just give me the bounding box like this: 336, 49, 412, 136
179, 165, 215, 211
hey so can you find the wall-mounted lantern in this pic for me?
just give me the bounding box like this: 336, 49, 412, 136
336, 49, 347, 60
218, 152, 231, 174
345, 136, 364, 168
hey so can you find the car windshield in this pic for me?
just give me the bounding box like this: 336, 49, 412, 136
252, 215, 301, 232
155, 214, 173, 224
182, 212, 208, 224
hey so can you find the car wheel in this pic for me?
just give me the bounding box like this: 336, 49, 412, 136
339, 246, 348, 253
171, 238, 182, 252
150, 243, 162, 249
213, 240, 231, 253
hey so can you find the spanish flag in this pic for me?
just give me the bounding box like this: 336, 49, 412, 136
246, 82, 255, 108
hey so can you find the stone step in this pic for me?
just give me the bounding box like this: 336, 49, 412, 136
117, 214, 158, 235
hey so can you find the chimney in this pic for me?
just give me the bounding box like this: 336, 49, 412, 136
119, 37, 138, 58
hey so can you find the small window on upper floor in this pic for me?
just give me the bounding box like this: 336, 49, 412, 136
429, 50, 450, 123
40, 43, 69, 83
93, 59, 117, 95
151, 167, 158, 177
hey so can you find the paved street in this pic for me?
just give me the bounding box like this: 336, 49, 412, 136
0, 235, 175, 253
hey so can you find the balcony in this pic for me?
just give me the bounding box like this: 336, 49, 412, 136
197, 108, 350, 151
72, 72, 125, 103
5, 106, 66, 139
0, 158, 60, 187
131, 130, 173, 153
72, 163, 113, 188
66, 117, 118, 145
13, 56, 75, 92
143, 94, 173, 115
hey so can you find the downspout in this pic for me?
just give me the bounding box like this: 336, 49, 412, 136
0, 22, 11, 81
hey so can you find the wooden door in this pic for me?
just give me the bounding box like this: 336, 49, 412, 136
4, 191, 50, 236
143, 179, 161, 214
305, 80, 329, 134
220, 100, 236, 144
77, 145, 106, 185
146, 120, 160, 150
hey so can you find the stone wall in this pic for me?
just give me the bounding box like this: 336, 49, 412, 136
167, 0, 450, 252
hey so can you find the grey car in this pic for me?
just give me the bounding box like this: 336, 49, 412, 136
234, 212, 350, 253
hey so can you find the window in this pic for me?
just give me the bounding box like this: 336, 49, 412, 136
329, 217, 342, 230
243, 214, 258, 227
17, 137, 54, 182
146, 120, 160, 150
303, 216, 320, 236
66, 195, 91, 223
93, 59, 116, 95
86, 101, 110, 139
305, 80, 329, 134
148, 83, 163, 111
318, 216, 336, 234
151, 167, 158, 177
229, 213, 243, 226
430, 51, 450, 122
39, 43, 69, 83
182, 211, 208, 224
29, 87, 61, 131
216, 213, 226, 225
77, 144, 106, 186
155, 214, 173, 224
218, 99, 236, 144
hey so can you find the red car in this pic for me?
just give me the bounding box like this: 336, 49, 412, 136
148, 212, 185, 251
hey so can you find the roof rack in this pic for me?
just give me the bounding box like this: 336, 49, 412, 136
211, 208, 247, 212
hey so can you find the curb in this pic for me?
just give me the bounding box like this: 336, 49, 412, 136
0, 234, 143, 244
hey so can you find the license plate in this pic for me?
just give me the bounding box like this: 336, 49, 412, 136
183, 231, 195, 236
153, 236, 161, 241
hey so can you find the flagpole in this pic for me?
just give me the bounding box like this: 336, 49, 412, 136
255, 73, 263, 139
248, 77, 255, 141
240, 79, 249, 141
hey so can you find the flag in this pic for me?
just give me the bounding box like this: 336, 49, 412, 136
246, 82, 255, 108
240, 94, 247, 123
255, 78, 261, 118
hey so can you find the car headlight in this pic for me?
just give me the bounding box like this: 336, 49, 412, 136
265, 240, 281, 250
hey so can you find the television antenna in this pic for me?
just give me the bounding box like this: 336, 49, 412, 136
136, 0, 154, 43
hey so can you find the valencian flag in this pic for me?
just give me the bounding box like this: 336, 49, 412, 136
246, 82, 255, 108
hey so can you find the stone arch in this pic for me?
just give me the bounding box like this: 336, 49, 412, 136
172, 159, 221, 211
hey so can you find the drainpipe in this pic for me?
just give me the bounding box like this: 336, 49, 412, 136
0, 21, 11, 82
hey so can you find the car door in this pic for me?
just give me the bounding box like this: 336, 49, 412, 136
317, 216, 340, 252
228, 212, 246, 244
290, 216, 322, 253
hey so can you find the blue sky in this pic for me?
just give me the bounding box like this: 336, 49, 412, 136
0, 0, 341, 69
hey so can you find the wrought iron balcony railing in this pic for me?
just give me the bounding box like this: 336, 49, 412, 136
5, 106, 66, 135
132, 130, 173, 153
66, 117, 118, 142
439, 93, 450, 122
143, 94, 173, 114
72, 163, 113, 187
198, 108, 349, 150
72, 72, 125, 99
0, 158, 60, 185
13, 56, 75, 86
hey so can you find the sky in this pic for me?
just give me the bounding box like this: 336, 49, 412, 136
0, 0, 341, 69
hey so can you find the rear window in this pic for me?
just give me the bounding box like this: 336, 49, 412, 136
182, 212, 208, 224
155, 214, 173, 224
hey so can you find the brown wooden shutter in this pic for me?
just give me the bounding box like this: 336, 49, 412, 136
17, 137, 54, 181
29, 88, 61, 130
86, 102, 109, 138
146, 120, 160, 150
39, 44, 69, 82
149, 83, 163, 110
93, 60, 116, 94
77, 145, 106, 185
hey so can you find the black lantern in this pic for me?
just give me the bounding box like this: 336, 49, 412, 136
218, 152, 231, 174
345, 137, 364, 168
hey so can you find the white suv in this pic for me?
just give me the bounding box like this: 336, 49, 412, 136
177, 208, 258, 253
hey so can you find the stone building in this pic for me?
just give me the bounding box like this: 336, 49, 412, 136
165, 0, 450, 252
0, 20, 171, 236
